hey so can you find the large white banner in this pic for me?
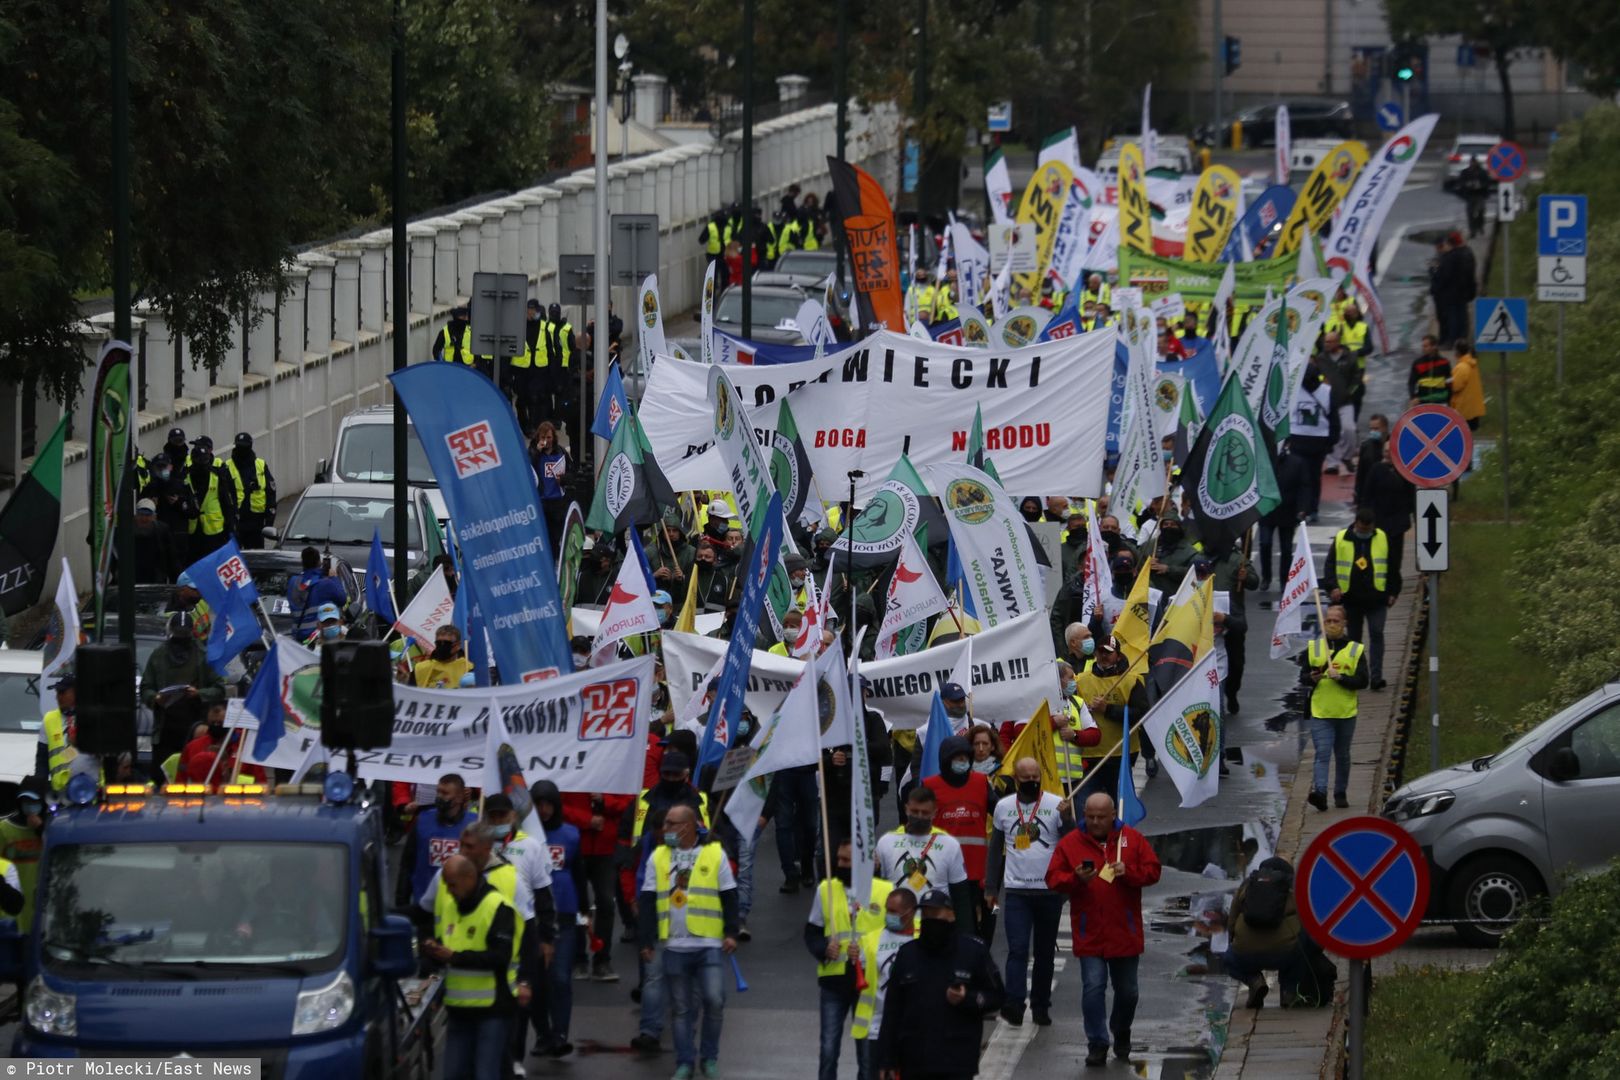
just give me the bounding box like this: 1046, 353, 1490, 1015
1324, 114, 1439, 282
662, 610, 1059, 732
245, 642, 656, 794
640, 330, 1114, 502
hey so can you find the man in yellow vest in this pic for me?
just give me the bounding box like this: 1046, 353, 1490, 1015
225, 433, 277, 551
1300, 605, 1367, 811
544, 303, 577, 427
637, 804, 738, 1080
0, 790, 46, 931
1075, 637, 1146, 801
433, 304, 493, 377
508, 299, 544, 431
806, 837, 894, 1080
41, 674, 78, 794
1082, 272, 1112, 310
424, 854, 522, 1080
851, 885, 919, 1068
182, 436, 237, 559
1324, 507, 1395, 692
1052, 662, 1099, 787
906, 266, 938, 327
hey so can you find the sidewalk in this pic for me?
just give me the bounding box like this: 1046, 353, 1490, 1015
1212, 531, 1424, 1080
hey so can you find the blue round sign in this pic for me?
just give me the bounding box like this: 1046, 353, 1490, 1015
1391, 404, 1474, 488
1486, 141, 1525, 182
1296, 816, 1430, 960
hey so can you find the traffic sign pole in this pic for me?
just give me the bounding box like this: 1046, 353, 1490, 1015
1348, 960, 1369, 1080
1429, 570, 1441, 772
1557, 305, 1565, 386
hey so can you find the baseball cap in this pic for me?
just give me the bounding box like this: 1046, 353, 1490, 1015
136, 498, 156, 514
167, 426, 186, 442
316, 602, 342, 623
941, 682, 966, 702
918, 887, 951, 909
652, 590, 672, 606
166, 610, 194, 635
176, 571, 197, 590
234, 432, 253, 448
190, 435, 214, 451
452, 304, 470, 318
49, 672, 75, 692
526, 298, 541, 311
659, 750, 691, 775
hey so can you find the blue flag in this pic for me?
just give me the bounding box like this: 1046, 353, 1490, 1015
699, 492, 785, 768
447, 524, 489, 687
1158, 340, 1221, 421
1038, 286, 1085, 343
591, 360, 632, 441
628, 527, 656, 593
1223, 184, 1297, 262
366, 528, 396, 625
917, 692, 950, 782
390, 362, 572, 679
1106, 341, 1130, 454
944, 533, 977, 619
246, 644, 284, 760
1116, 705, 1147, 828
183, 539, 262, 669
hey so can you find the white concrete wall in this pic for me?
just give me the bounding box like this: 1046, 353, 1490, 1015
4, 100, 901, 598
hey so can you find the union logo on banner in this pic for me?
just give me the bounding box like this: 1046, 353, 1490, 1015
607, 396, 623, 429
446, 421, 500, 478
846, 214, 897, 293
216, 555, 250, 589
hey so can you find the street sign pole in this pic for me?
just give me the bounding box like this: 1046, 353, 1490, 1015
1500, 348, 1510, 522
1348, 959, 1368, 1080
1557, 304, 1565, 386
1429, 570, 1440, 771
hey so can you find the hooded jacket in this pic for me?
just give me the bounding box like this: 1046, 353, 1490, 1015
922, 735, 994, 883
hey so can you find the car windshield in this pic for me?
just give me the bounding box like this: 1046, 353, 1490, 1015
716, 291, 804, 328
0, 669, 41, 733
335, 423, 434, 485
283, 495, 419, 548
41, 842, 348, 976
774, 252, 836, 278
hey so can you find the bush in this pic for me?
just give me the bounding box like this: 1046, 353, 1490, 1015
1451, 863, 1620, 1077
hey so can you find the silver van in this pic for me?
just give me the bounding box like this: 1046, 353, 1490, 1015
1384, 683, 1620, 945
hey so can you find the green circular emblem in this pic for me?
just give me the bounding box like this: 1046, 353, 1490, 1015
945, 478, 996, 525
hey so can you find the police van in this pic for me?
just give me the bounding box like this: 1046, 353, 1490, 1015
1, 776, 441, 1078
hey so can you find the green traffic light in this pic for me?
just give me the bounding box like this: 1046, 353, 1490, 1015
1396, 66, 1414, 81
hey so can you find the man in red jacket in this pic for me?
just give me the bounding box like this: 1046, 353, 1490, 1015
1046, 791, 1162, 1068
562, 790, 633, 980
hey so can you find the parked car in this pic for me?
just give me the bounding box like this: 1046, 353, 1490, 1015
754, 250, 838, 290
268, 482, 444, 579
1443, 133, 1501, 192
713, 283, 813, 345
0, 649, 44, 783
314, 405, 436, 487
1093, 138, 1194, 179
1231, 99, 1354, 146
1385, 683, 1620, 945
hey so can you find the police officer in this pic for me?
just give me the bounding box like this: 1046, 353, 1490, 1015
544, 303, 577, 428
511, 299, 545, 431
225, 433, 276, 550
702, 210, 733, 289
184, 436, 237, 559
140, 452, 197, 553
434, 303, 492, 376
775, 210, 802, 259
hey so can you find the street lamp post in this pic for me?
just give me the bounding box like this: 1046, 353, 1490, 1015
391, 0, 410, 603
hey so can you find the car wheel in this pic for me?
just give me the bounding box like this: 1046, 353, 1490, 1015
1445, 853, 1543, 947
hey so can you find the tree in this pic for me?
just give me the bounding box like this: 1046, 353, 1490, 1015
1385, 0, 1540, 140
1538, 6, 1620, 99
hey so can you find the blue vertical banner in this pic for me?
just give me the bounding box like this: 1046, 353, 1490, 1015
390, 363, 573, 680
699, 492, 785, 768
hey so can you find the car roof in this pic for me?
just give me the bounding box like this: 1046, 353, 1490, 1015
719, 283, 807, 301
0, 649, 42, 675
296, 481, 419, 500
338, 405, 413, 426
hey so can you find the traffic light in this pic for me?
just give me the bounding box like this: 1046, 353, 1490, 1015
1224, 35, 1242, 76
1391, 42, 1424, 84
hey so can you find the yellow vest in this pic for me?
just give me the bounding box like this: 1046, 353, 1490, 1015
548, 321, 574, 369
1075, 666, 1142, 756
225, 457, 269, 514
1083, 283, 1112, 307
652, 842, 726, 941
43, 710, 74, 793
435, 887, 521, 1008
1307, 638, 1365, 719
814, 877, 893, 977
1333, 530, 1388, 594
1053, 697, 1088, 783
189, 468, 226, 536
0, 818, 43, 931
852, 923, 920, 1039
511, 323, 539, 369
439, 324, 477, 364
1337, 319, 1370, 354
777, 219, 802, 255
633, 790, 712, 836
704, 221, 728, 256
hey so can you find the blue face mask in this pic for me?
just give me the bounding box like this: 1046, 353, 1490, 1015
950, 759, 971, 776
321, 625, 342, 641
1081, 638, 1096, 656
1063, 680, 1078, 697
490, 822, 513, 841
1369, 429, 1385, 442
663, 831, 680, 848
884, 913, 906, 933
735, 720, 751, 739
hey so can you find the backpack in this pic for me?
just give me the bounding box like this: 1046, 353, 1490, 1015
1241, 865, 1291, 929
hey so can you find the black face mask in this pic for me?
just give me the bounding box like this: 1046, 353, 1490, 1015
833, 866, 852, 885
207, 723, 226, 742
435, 797, 459, 819
1017, 780, 1042, 802
432, 641, 457, 661
905, 815, 933, 836
454, 887, 483, 916
918, 917, 953, 952
1161, 527, 1182, 543
658, 778, 687, 798
1100, 530, 1121, 546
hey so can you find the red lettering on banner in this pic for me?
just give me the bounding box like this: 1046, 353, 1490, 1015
813, 429, 867, 449
428, 836, 460, 867
216, 555, 250, 589
950, 431, 967, 452
446, 421, 500, 478
580, 679, 638, 741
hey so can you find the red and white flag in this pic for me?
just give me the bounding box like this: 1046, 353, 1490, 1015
1270, 526, 1321, 658
591, 558, 660, 664
393, 565, 455, 646
876, 531, 950, 660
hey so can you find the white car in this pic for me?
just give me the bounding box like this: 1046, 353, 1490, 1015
1444, 134, 1502, 190
0, 649, 44, 784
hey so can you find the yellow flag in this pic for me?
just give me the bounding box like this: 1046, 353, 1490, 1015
1012, 159, 1075, 298
1151, 573, 1215, 661
1117, 142, 1154, 256
997, 700, 1063, 796
1113, 561, 1156, 663
674, 562, 700, 634
1272, 140, 1369, 258
1184, 165, 1242, 262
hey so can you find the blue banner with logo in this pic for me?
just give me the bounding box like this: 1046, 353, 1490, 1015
183, 538, 263, 669
1106, 341, 1130, 455
1157, 339, 1221, 420
699, 492, 785, 768
1223, 185, 1297, 262
390, 363, 572, 681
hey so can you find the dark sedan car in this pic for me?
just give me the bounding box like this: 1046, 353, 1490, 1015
1233, 99, 1354, 147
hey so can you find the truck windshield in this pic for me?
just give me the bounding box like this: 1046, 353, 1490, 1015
40, 842, 348, 976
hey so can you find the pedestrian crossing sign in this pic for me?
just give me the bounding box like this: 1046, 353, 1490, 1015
1473, 297, 1529, 352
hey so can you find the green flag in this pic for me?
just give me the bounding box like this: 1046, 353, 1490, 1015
768, 398, 820, 527
1182, 373, 1279, 553
834, 455, 939, 571
586, 410, 674, 534
0, 416, 67, 616
966, 403, 1002, 483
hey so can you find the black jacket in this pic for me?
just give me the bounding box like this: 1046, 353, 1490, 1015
876, 932, 1004, 1072
1357, 462, 1415, 537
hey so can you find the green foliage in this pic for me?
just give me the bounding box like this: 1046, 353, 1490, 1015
1366, 965, 1483, 1080
1452, 864, 1620, 1077
1384, 0, 1539, 137
1538, 6, 1620, 97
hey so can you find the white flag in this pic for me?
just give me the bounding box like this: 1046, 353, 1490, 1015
40, 558, 81, 717
1275, 104, 1291, 186
700, 261, 717, 365
924, 462, 1045, 628
946, 637, 975, 735
637, 273, 668, 371
590, 557, 660, 664
1140, 648, 1222, 808
393, 565, 454, 646
876, 531, 950, 660
1210, 260, 1237, 370
724, 653, 826, 843
847, 650, 877, 907
1079, 503, 1112, 626
985, 151, 1014, 226
815, 639, 859, 751
674, 654, 727, 733
1270, 526, 1321, 658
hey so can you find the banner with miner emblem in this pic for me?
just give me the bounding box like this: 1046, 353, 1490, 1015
925, 462, 1044, 627
1181, 373, 1280, 553
1140, 648, 1222, 808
